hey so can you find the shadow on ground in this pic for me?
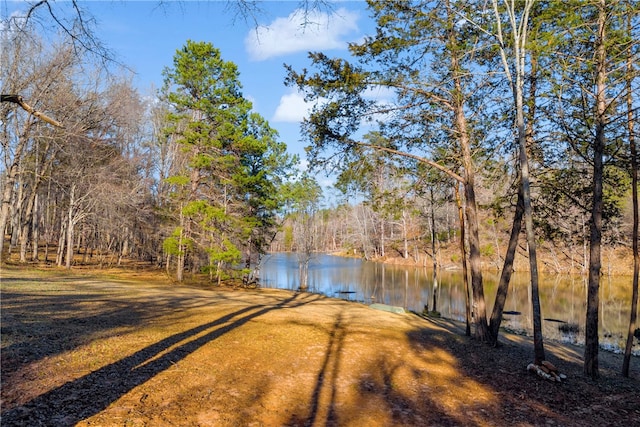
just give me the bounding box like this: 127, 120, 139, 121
1, 281, 319, 426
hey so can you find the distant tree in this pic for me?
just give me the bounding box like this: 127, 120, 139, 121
335, 131, 418, 259
282, 173, 323, 290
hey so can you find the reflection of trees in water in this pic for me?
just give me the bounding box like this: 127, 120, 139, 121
259, 254, 636, 352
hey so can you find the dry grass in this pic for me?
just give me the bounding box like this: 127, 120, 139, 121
1, 264, 639, 426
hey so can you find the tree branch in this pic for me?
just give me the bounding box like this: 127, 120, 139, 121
1, 94, 64, 128
354, 141, 464, 184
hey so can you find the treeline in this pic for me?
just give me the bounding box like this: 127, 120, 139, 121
272, 181, 634, 275
0, 30, 298, 284
1, 0, 638, 378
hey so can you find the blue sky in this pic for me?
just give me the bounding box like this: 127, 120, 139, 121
4, 0, 380, 191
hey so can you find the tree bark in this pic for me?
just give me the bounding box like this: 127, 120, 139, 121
65, 184, 76, 269
585, 0, 607, 379
430, 187, 438, 312
515, 63, 545, 365
56, 215, 66, 267
31, 192, 39, 261
455, 184, 471, 336
19, 189, 37, 263
622, 5, 638, 378
489, 187, 524, 342
177, 209, 185, 282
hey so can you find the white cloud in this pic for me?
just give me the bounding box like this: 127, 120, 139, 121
272, 84, 397, 124
245, 8, 359, 61
273, 91, 314, 123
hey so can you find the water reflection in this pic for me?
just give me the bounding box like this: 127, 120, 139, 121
259, 253, 638, 355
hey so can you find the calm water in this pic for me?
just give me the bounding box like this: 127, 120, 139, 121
259, 253, 639, 355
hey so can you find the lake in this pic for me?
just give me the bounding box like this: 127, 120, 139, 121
259, 252, 639, 355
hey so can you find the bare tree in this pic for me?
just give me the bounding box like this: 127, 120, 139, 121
622, 0, 638, 378
0, 29, 74, 260
490, 0, 545, 365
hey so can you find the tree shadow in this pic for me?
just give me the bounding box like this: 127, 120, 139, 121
285, 312, 469, 426
288, 311, 345, 426
403, 316, 640, 426
1, 292, 320, 426
1, 276, 284, 372
352, 356, 466, 426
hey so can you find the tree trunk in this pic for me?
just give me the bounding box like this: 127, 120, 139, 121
448, 1, 489, 340
584, 0, 607, 380
299, 258, 309, 290
402, 209, 409, 259
489, 187, 524, 342
56, 216, 66, 267
177, 216, 185, 282
19, 178, 41, 262
514, 61, 545, 365
11, 175, 27, 254
31, 192, 39, 261
623, 6, 638, 378
65, 184, 76, 269
430, 187, 438, 313
380, 218, 385, 258
18, 198, 32, 263
455, 183, 472, 336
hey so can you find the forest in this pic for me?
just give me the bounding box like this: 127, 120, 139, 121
1, 0, 639, 380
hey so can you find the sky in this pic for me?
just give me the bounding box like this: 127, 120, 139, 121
2, 0, 380, 193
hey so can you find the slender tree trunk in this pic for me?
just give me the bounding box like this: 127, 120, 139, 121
515, 68, 545, 366
65, 184, 76, 270
176, 210, 185, 282
299, 257, 309, 290
43, 180, 53, 263
584, 0, 607, 380
402, 209, 409, 259
455, 184, 471, 336
19, 179, 41, 262
31, 192, 39, 261
622, 87, 638, 377
489, 187, 524, 342
9, 175, 25, 255
380, 218, 385, 258
56, 216, 66, 267
622, 2, 637, 378
430, 187, 438, 312
19, 211, 31, 263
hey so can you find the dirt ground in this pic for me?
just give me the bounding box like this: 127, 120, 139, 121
1, 265, 639, 427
